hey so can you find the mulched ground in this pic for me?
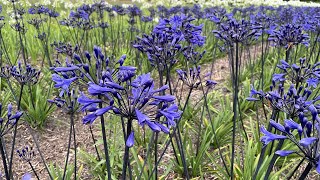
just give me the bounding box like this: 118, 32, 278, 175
2, 110, 99, 179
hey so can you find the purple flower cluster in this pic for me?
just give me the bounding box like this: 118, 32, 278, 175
268, 23, 309, 48
28, 5, 59, 18
133, 14, 205, 66
16, 146, 35, 162
247, 59, 320, 174
49, 58, 80, 111
176, 66, 217, 89
0, 103, 23, 137
0, 61, 40, 85
213, 16, 260, 45
78, 49, 180, 147
50, 46, 181, 147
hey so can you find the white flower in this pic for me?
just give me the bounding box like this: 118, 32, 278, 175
64, 2, 74, 9
122, 4, 131, 8
141, 2, 153, 9
154, 17, 159, 23
43, 0, 51, 6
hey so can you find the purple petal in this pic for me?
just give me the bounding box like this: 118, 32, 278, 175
9, 112, 23, 120
156, 122, 170, 134
135, 109, 148, 125
83, 114, 97, 124
95, 106, 112, 116
153, 95, 175, 102
275, 150, 294, 157
308, 104, 318, 121
146, 120, 161, 132
206, 80, 217, 87
119, 66, 137, 71
270, 120, 286, 133
299, 137, 317, 147
126, 131, 135, 147
284, 119, 302, 132
105, 81, 124, 90
54, 66, 79, 72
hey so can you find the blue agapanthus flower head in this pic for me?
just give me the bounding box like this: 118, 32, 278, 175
247, 57, 320, 174
49, 58, 83, 111
69, 9, 89, 21
28, 5, 58, 17
176, 65, 217, 89
248, 58, 320, 112
260, 119, 320, 174
0, 103, 23, 137
77, 4, 94, 16
126, 5, 142, 17
157, 5, 169, 18
112, 5, 126, 16
141, 16, 153, 23
75, 46, 181, 147
213, 16, 259, 45
268, 23, 309, 48
154, 14, 206, 47
191, 4, 204, 19
274, 58, 320, 86
17, 146, 35, 162
134, 14, 205, 66
28, 5, 49, 15
2, 61, 41, 85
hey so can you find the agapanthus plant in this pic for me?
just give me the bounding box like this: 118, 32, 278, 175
134, 14, 205, 66
0, 61, 40, 179
212, 16, 260, 46
268, 23, 309, 49
50, 45, 180, 179
76, 47, 181, 179
248, 59, 320, 178
212, 15, 259, 178
17, 146, 39, 179
28, 5, 59, 67
0, 103, 23, 180
79, 71, 180, 140
0, 103, 23, 137
49, 59, 80, 180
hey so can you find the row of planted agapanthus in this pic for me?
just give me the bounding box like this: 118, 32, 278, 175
1, 2, 319, 68
0, 0, 320, 179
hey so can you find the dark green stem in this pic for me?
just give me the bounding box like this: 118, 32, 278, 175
154, 132, 158, 179
72, 114, 77, 180
148, 88, 193, 179
0, 138, 10, 180
26, 124, 53, 180
122, 118, 132, 180
230, 42, 240, 180
62, 112, 74, 180
8, 84, 24, 179
287, 158, 305, 180
89, 125, 101, 161
99, 100, 112, 180
298, 162, 312, 180
28, 162, 40, 180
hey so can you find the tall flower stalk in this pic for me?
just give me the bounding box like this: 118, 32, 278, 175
213, 16, 258, 178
